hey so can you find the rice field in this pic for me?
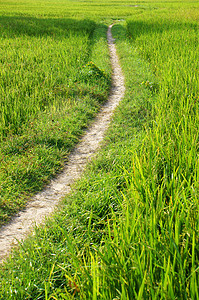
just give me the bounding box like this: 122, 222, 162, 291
0, 0, 199, 298
0, 16, 111, 224
0, 17, 95, 138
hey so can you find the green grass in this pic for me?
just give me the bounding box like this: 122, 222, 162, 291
0, 0, 199, 298
1, 0, 198, 20
0, 22, 156, 298
0, 19, 111, 224
126, 11, 199, 220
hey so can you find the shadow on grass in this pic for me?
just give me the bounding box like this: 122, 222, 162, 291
0, 16, 96, 38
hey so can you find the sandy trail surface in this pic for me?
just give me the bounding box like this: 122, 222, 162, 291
0, 24, 125, 263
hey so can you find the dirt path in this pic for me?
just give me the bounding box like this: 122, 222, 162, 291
0, 24, 125, 263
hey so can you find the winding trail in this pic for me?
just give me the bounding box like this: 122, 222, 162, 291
0, 24, 125, 263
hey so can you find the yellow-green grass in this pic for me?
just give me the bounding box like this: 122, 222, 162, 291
126, 9, 199, 213
0, 18, 111, 224
0, 0, 199, 298
1, 0, 199, 19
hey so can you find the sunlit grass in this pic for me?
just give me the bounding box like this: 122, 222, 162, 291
1, 0, 199, 19
0, 19, 111, 224
0, 17, 95, 138
0, 0, 198, 298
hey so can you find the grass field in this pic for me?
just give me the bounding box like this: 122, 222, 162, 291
0, 0, 199, 298
0, 17, 111, 224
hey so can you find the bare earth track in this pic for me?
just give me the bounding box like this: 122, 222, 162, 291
0, 24, 125, 263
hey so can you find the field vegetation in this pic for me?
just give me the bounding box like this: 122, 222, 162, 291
0, 0, 199, 299
0, 17, 111, 224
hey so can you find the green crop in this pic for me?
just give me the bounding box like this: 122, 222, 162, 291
0, 17, 111, 224
0, 0, 198, 299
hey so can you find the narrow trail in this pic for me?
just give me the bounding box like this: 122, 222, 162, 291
0, 24, 125, 263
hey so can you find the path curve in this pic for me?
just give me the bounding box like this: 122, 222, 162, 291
0, 24, 125, 263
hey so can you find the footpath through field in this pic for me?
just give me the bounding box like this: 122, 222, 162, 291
0, 24, 125, 263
